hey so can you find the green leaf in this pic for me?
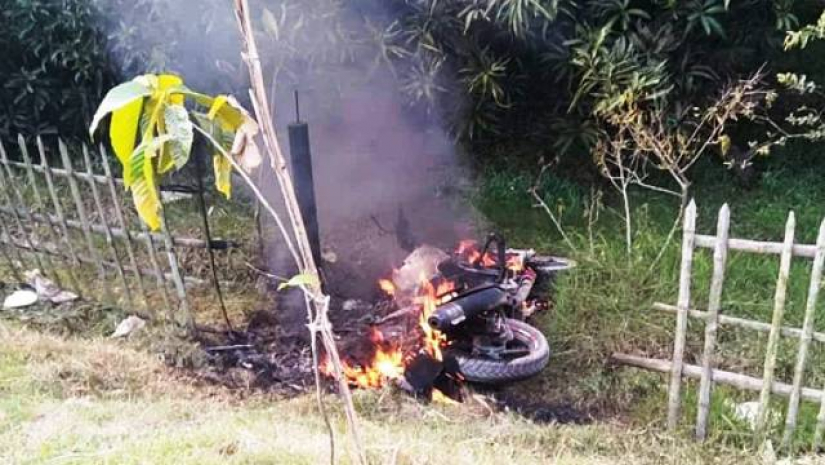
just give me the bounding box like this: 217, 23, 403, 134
162, 104, 193, 171
90, 78, 152, 138
277, 273, 320, 291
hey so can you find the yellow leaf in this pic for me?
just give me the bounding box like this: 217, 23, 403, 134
213, 153, 232, 199
143, 74, 184, 139
211, 95, 247, 132
277, 273, 320, 291
157, 74, 184, 105
718, 134, 731, 156
109, 97, 143, 187
207, 95, 228, 120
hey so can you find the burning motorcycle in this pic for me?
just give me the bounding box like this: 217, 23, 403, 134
426, 234, 572, 384
323, 234, 572, 393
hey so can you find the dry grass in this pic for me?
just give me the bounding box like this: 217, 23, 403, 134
0, 321, 768, 465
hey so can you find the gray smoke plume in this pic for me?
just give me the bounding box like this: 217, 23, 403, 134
262, 8, 476, 327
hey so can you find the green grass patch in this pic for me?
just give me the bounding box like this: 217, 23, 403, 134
0, 322, 764, 464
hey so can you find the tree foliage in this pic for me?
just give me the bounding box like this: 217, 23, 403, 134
0, 0, 113, 137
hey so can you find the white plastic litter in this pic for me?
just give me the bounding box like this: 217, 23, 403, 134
111, 316, 146, 338
730, 400, 760, 430
24, 269, 78, 304
161, 191, 193, 203
3, 289, 39, 309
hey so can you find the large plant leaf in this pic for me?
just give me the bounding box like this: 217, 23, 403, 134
89, 78, 152, 137
127, 135, 170, 230
109, 97, 144, 172
204, 95, 262, 198
213, 153, 232, 198
207, 95, 243, 131
143, 74, 185, 136
160, 104, 193, 173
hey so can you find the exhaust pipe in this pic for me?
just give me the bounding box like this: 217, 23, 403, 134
428, 285, 509, 332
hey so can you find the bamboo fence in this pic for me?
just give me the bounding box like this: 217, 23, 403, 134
0, 135, 229, 327
614, 200, 825, 453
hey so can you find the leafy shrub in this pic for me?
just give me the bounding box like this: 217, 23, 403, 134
381, 0, 807, 157
0, 0, 114, 138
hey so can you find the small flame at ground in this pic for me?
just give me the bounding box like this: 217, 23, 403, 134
320, 327, 404, 388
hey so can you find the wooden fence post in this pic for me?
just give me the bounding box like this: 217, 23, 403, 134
21, 136, 84, 293
0, 142, 48, 275
11, 135, 71, 290
696, 204, 730, 440
0, 212, 23, 282
98, 146, 152, 313
57, 139, 115, 306
668, 199, 697, 430
158, 203, 195, 332
39, 137, 85, 295
755, 212, 796, 443
81, 145, 134, 311
782, 218, 825, 450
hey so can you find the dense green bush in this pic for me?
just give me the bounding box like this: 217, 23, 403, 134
381, 0, 814, 156
0, 0, 113, 138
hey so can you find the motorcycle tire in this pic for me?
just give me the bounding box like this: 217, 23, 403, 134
450, 318, 550, 384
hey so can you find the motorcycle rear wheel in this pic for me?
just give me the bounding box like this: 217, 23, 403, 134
450, 318, 550, 384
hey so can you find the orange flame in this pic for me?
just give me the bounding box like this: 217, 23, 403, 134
415, 274, 455, 361
320, 329, 405, 389
456, 240, 497, 267
321, 243, 494, 402
506, 254, 524, 272
378, 279, 395, 296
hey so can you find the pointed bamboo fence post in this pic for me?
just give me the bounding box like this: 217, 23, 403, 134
138, 219, 173, 319
0, 215, 23, 282
39, 138, 85, 295
755, 212, 796, 443
5, 136, 67, 289
781, 218, 825, 450
157, 204, 194, 332
81, 145, 134, 311
668, 199, 697, 430
19, 135, 83, 293
696, 204, 731, 440
98, 146, 151, 313
57, 139, 115, 306
0, 143, 48, 275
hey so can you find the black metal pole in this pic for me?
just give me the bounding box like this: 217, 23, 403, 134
287, 91, 322, 269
